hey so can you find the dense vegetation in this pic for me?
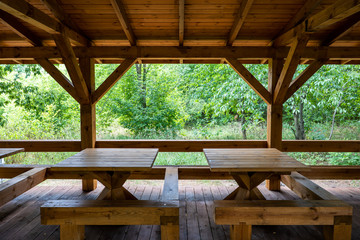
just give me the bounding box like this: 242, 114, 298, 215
0, 63, 359, 165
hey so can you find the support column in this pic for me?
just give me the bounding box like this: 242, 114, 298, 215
79, 58, 97, 191
266, 58, 283, 191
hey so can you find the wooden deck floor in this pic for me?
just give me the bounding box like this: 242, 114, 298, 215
0, 181, 359, 240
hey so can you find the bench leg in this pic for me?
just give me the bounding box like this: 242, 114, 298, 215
230, 223, 252, 240
160, 216, 179, 240
323, 216, 352, 240
265, 175, 280, 191
82, 179, 97, 191
60, 223, 84, 240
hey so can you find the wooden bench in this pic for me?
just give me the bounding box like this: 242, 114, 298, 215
41, 167, 180, 240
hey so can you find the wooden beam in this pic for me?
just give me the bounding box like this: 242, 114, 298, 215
227, 0, 254, 46
110, 0, 136, 46
0, 9, 42, 46
0, 140, 82, 152
36, 58, 80, 103
282, 140, 360, 152
281, 172, 339, 200
321, 12, 360, 46
299, 166, 360, 180
179, 0, 184, 46
283, 59, 327, 102
161, 167, 179, 201
0, 168, 46, 207
1, 46, 360, 60
0, 0, 88, 46
273, 0, 360, 46
92, 58, 136, 104
277, 0, 322, 37
273, 35, 309, 104
307, 0, 360, 31
53, 34, 90, 104
79, 57, 97, 191
40, 0, 82, 35
226, 57, 272, 104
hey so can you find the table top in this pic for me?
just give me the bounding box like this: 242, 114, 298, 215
0, 148, 24, 158
204, 148, 308, 172
52, 148, 159, 171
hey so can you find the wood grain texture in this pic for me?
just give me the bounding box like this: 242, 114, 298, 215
0, 148, 24, 158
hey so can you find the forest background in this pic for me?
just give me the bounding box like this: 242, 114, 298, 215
0, 63, 359, 166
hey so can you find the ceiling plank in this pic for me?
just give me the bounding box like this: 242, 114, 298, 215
92, 58, 137, 104
321, 12, 360, 46
273, 0, 360, 46
0, 0, 88, 46
36, 58, 80, 103
0, 9, 42, 46
227, 0, 254, 46
53, 33, 89, 104
110, 0, 136, 46
283, 58, 327, 102
273, 34, 310, 104
226, 57, 271, 104
179, 0, 184, 46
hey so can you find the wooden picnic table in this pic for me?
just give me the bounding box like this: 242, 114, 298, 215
51, 148, 159, 200
0, 148, 24, 159
204, 148, 309, 200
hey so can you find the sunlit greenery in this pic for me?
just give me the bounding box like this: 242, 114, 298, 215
0, 63, 359, 165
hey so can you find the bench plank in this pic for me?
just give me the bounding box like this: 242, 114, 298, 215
215, 200, 352, 226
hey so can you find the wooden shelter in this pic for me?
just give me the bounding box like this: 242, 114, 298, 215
0, 0, 360, 239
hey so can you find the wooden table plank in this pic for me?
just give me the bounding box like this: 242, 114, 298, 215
51, 148, 159, 172
0, 148, 24, 158
204, 148, 308, 172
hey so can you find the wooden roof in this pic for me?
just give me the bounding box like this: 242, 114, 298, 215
0, 0, 360, 64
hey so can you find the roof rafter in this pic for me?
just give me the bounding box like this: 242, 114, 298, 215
321, 12, 360, 46
53, 33, 90, 104
0, 9, 42, 46
273, 0, 360, 46
110, 0, 136, 46
92, 58, 137, 104
227, 0, 254, 46
179, 0, 185, 46
273, 34, 310, 104
226, 57, 271, 104
0, 0, 89, 46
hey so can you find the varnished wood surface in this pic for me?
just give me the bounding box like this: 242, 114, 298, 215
0, 148, 24, 158
0, 183, 359, 240
52, 148, 158, 171
204, 148, 308, 172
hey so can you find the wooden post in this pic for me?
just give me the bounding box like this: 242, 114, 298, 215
60, 223, 84, 240
230, 223, 252, 240
79, 58, 97, 191
266, 58, 283, 191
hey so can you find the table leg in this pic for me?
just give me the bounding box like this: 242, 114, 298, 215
230, 223, 252, 240
265, 175, 281, 191
82, 179, 97, 192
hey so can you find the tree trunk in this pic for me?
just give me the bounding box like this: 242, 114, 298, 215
135, 63, 147, 109
239, 116, 247, 139
293, 98, 305, 140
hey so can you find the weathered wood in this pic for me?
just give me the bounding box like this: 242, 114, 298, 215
281, 172, 340, 200
161, 167, 179, 201
53, 34, 90, 104
110, 0, 136, 45
0, 0, 88, 46
283, 59, 327, 102
273, 34, 310, 104
226, 58, 272, 104
36, 58, 80, 102
214, 200, 352, 225
0, 148, 24, 158
0, 168, 46, 207
41, 200, 179, 225
227, 0, 254, 46
92, 58, 136, 104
